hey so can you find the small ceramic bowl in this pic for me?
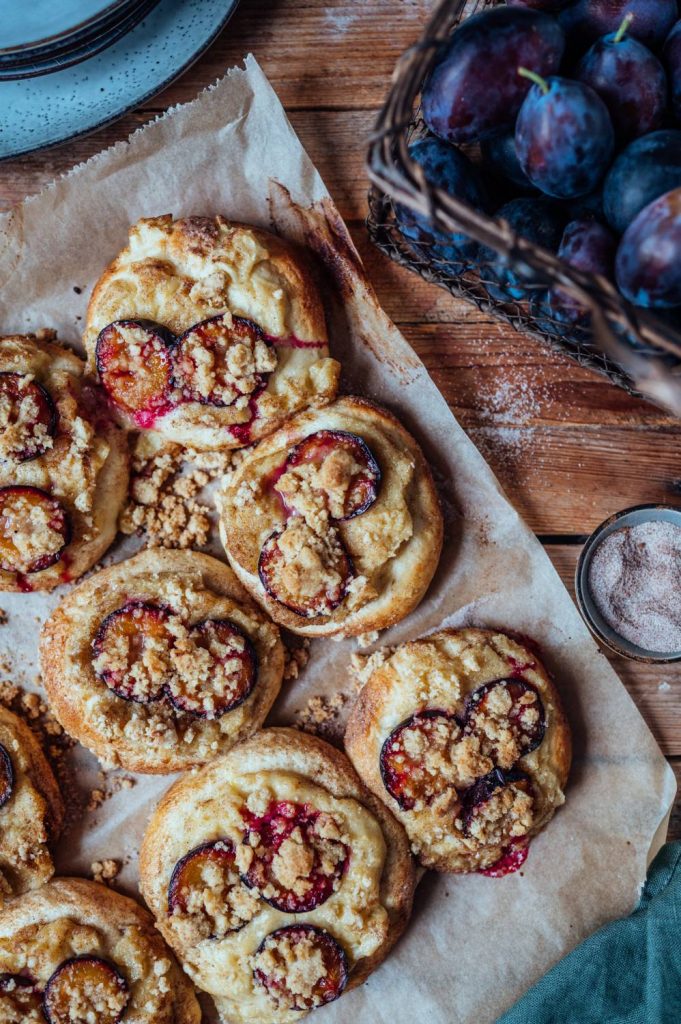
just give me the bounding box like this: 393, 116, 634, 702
575, 503, 681, 664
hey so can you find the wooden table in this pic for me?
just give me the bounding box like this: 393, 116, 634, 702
0, 0, 678, 840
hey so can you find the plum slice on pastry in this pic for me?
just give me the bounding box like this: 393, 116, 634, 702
252, 924, 348, 1012
43, 956, 129, 1024
464, 679, 547, 768
380, 710, 464, 811
0, 372, 56, 463
277, 430, 381, 521
258, 520, 354, 618
0, 486, 71, 574
172, 314, 276, 408
166, 619, 257, 719
96, 320, 175, 425
239, 800, 349, 913
167, 840, 258, 939
0, 973, 43, 1021
462, 768, 535, 848
92, 600, 173, 704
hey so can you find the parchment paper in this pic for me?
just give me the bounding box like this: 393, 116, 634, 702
0, 56, 675, 1024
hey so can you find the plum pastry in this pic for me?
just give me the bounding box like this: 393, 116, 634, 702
0, 331, 128, 592
0, 876, 200, 1023
84, 215, 340, 450
0, 705, 64, 904
219, 396, 443, 638
345, 628, 571, 873
139, 728, 415, 1024
39, 549, 285, 773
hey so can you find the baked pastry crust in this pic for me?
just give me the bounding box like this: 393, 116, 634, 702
40, 548, 285, 773
0, 704, 64, 904
84, 215, 340, 449
0, 331, 128, 592
0, 876, 200, 1023
345, 628, 571, 873
219, 396, 443, 638
140, 727, 415, 1024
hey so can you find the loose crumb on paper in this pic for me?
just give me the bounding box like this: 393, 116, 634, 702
119, 436, 248, 549
87, 772, 136, 812
91, 858, 120, 886
293, 690, 357, 742
283, 637, 311, 683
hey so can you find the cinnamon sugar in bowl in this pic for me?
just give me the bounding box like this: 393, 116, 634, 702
576, 505, 681, 663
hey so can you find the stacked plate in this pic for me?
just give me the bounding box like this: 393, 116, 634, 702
0, 0, 160, 80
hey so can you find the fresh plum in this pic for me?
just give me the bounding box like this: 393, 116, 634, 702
0, 974, 43, 1021
480, 131, 536, 192
241, 800, 349, 913
576, 15, 667, 143
508, 0, 572, 9
0, 743, 13, 810
464, 679, 547, 767
43, 956, 129, 1024
380, 710, 461, 810
396, 138, 488, 264
616, 187, 681, 307
167, 619, 257, 719
278, 429, 381, 521
560, 0, 679, 52
0, 485, 70, 575
477, 197, 566, 303
0, 373, 56, 463
172, 315, 276, 407
515, 71, 615, 199
422, 7, 565, 143
604, 130, 681, 234
95, 319, 175, 425
258, 521, 354, 618
253, 925, 348, 1011
92, 600, 172, 703
167, 839, 254, 936
548, 219, 618, 324
664, 21, 681, 119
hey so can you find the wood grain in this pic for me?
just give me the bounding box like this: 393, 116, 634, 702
0, 0, 677, 839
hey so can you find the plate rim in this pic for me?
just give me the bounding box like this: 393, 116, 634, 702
0, 0, 240, 163
0, 0, 136, 57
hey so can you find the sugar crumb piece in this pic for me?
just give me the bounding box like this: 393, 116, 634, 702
355, 629, 380, 650
87, 789, 106, 812
91, 858, 120, 885
0, 610, 8, 626
283, 638, 311, 682
350, 648, 389, 688
292, 689, 356, 742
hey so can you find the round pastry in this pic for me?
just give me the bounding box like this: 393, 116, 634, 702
218, 396, 443, 638
83, 215, 340, 449
0, 876, 200, 1023
39, 548, 285, 774
345, 628, 571, 873
139, 727, 415, 1024
0, 331, 128, 592
0, 704, 64, 904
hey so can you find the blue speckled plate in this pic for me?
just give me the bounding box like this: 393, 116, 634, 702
0, 0, 240, 160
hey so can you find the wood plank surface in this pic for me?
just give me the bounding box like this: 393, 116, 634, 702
0, 0, 677, 835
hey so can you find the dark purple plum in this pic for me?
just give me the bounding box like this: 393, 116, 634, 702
0, 372, 57, 463
280, 429, 381, 521
567, 190, 605, 224
477, 197, 567, 303
507, 0, 572, 9
258, 524, 354, 618
396, 138, 488, 265
422, 7, 565, 144
616, 187, 681, 307
241, 799, 349, 913
515, 72, 615, 199
0, 743, 13, 810
0, 485, 71, 575
664, 21, 681, 120
559, 0, 679, 52
576, 16, 667, 144
253, 925, 348, 1011
548, 219, 618, 324
604, 131, 681, 234
464, 679, 547, 766
166, 619, 257, 719
379, 710, 461, 810
43, 956, 129, 1024
480, 131, 536, 193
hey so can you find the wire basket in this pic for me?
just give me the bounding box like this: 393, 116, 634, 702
366, 0, 681, 416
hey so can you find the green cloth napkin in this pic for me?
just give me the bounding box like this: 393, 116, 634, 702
497, 842, 681, 1024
